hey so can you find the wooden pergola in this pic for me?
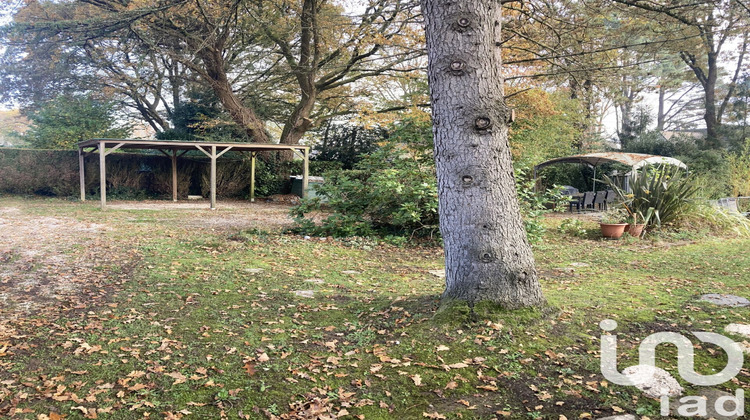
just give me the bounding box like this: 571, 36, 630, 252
78, 139, 310, 209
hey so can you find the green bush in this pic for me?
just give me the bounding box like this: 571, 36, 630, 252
557, 218, 589, 238
515, 166, 565, 243
293, 119, 564, 242
603, 165, 699, 228
292, 147, 439, 238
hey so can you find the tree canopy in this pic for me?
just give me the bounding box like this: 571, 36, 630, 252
21, 95, 130, 149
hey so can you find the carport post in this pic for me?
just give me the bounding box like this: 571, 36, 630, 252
171, 150, 178, 202
78, 147, 85, 202
250, 152, 256, 202
99, 142, 107, 208
302, 147, 309, 198
210, 145, 217, 210
592, 165, 597, 193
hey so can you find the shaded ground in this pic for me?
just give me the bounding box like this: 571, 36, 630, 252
0, 206, 113, 320
0, 199, 298, 338
106, 199, 299, 232
1, 197, 749, 419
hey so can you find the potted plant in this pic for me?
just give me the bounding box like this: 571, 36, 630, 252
599, 208, 629, 239
625, 208, 654, 238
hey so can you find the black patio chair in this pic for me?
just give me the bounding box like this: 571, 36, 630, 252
604, 190, 616, 211
578, 191, 595, 212
569, 195, 582, 212
593, 190, 607, 211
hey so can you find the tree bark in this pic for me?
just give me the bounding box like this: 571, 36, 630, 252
657, 85, 666, 131
278, 0, 318, 147
421, 0, 545, 308
703, 51, 720, 147
201, 45, 270, 143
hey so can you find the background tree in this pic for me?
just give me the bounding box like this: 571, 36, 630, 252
506, 88, 585, 165
21, 95, 131, 149
611, 0, 750, 147
312, 122, 385, 169
1, 0, 424, 148
0, 1, 180, 133
421, 0, 545, 308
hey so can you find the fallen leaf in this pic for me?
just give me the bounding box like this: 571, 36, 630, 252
412, 374, 423, 386
243, 363, 256, 377
166, 371, 187, 385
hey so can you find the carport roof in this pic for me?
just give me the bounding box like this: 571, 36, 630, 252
77, 138, 308, 152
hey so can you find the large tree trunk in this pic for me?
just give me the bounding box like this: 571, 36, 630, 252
421, 0, 545, 308
202, 47, 270, 143
703, 51, 720, 147
657, 85, 666, 131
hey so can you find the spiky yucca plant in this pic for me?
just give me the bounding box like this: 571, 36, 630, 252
603, 166, 698, 228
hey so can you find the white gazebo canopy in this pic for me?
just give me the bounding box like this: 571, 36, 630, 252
533, 152, 688, 191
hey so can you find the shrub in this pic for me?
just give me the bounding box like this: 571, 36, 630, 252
292, 146, 439, 238
293, 137, 564, 242
558, 218, 588, 238
677, 202, 750, 237
515, 166, 566, 243
726, 138, 750, 197
0, 148, 79, 196
602, 165, 699, 228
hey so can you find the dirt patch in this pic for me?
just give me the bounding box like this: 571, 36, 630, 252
107, 199, 299, 232
0, 208, 115, 323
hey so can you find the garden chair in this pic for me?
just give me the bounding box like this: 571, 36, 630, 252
718, 197, 750, 217
593, 190, 607, 211
604, 190, 616, 211
577, 191, 595, 212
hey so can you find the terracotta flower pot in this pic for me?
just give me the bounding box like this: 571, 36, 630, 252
600, 223, 628, 239
628, 224, 646, 238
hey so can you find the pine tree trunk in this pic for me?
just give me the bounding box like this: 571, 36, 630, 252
421, 0, 545, 308
657, 85, 666, 131
703, 51, 720, 148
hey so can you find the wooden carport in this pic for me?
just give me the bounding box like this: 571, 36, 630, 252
77, 139, 310, 209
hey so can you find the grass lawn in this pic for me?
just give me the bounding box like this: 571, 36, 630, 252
1, 196, 749, 419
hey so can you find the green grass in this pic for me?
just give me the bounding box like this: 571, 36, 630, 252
1, 197, 749, 419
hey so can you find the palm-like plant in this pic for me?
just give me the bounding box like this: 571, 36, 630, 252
602, 166, 698, 228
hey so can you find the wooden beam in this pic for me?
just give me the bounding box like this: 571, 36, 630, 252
292, 149, 306, 161
103, 142, 125, 156
250, 152, 256, 203
78, 147, 86, 202
210, 145, 217, 210
78, 138, 311, 153
195, 144, 211, 158
171, 150, 178, 202
302, 147, 309, 199
215, 146, 234, 158
99, 142, 107, 208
